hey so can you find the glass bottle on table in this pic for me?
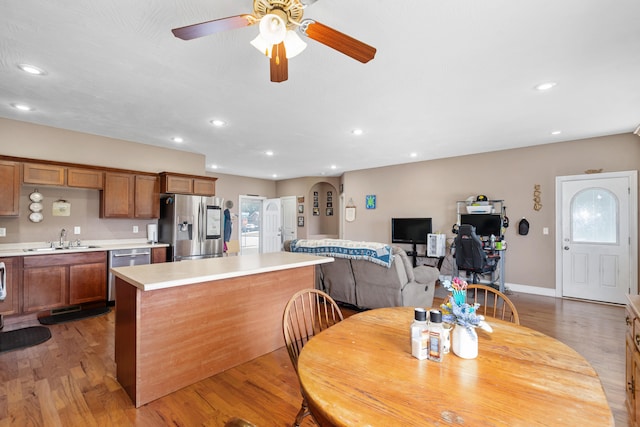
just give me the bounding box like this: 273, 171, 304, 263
428, 310, 445, 362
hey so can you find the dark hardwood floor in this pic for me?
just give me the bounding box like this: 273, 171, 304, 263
0, 291, 628, 426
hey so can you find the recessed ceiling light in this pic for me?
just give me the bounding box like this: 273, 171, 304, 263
330, 165, 337, 170
210, 119, 227, 127
551, 130, 562, 135
410, 152, 418, 158
171, 136, 184, 143
18, 64, 46, 75
210, 164, 218, 169
351, 129, 363, 136
535, 82, 557, 91
272, 174, 278, 178
11, 103, 34, 111
265, 150, 274, 156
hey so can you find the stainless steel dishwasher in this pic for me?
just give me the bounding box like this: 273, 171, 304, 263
108, 248, 151, 303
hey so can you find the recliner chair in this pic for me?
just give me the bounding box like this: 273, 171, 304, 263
453, 224, 499, 284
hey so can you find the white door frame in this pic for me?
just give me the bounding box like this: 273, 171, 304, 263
555, 170, 638, 299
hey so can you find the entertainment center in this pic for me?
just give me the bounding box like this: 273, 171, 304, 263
391, 217, 440, 267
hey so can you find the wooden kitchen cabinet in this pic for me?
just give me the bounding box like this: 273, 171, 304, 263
0, 160, 21, 216
0, 257, 21, 316
23, 162, 66, 186
627, 297, 640, 426
160, 172, 217, 196
101, 172, 159, 218
68, 167, 103, 189
151, 246, 167, 263
101, 172, 134, 218
134, 175, 160, 218
23, 252, 107, 313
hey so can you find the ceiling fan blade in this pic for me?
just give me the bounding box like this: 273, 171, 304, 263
172, 15, 255, 40
270, 43, 288, 83
301, 20, 376, 63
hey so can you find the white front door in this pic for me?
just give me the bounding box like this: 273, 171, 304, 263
262, 198, 282, 253
557, 171, 638, 304
281, 196, 297, 244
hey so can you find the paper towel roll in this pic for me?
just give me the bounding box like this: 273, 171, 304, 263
147, 224, 158, 243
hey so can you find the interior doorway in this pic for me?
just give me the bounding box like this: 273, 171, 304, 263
239, 195, 264, 255
556, 171, 638, 304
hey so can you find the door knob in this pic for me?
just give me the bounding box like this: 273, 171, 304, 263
564, 246, 570, 250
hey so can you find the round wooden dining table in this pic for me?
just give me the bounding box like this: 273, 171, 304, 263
297, 306, 613, 426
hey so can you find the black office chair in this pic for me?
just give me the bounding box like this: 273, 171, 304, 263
453, 224, 499, 284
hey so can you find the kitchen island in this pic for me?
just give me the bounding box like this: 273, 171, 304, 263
111, 251, 332, 407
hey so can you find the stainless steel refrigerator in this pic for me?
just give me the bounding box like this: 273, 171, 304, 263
159, 194, 224, 261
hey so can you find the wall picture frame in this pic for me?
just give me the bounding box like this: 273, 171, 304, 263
298, 216, 304, 227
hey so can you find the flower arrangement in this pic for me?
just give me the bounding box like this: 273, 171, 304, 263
440, 277, 493, 336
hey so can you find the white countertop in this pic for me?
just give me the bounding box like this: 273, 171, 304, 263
111, 251, 333, 291
0, 239, 169, 257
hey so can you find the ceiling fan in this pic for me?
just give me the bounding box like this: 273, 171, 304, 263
171, 0, 377, 83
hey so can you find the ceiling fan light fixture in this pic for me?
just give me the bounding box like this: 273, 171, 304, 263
259, 13, 287, 45
251, 30, 307, 59
283, 30, 307, 58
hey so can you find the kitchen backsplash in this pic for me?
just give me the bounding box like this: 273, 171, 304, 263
0, 186, 157, 244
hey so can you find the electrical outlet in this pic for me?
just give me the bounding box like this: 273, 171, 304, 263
133, 226, 139, 233
74, 226, 81, 235
543, 227, 549, 235
0, 227, 6, 237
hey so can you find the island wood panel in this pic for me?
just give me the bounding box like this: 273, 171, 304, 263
115, 264, 315, 407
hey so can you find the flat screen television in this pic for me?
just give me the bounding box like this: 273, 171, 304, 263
391, 218, 433, 244
460, 214, 502, 237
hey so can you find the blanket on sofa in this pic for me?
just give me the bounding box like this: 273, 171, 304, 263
289, 239, 393, 268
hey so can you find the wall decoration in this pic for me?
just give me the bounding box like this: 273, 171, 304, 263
298, 204, 304, 213
366, 195, 376, 209
297, 196, 304, 203
298, 216, 304, 227
327, 202, 333, 208
326, 207, 333, 216
53, 199, 71, 216
313, 208, 320, 216
313, 201, 319, 208
340, 184, 344, 193
533, 184, 542, 211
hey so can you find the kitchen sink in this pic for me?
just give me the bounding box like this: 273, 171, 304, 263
23, 245, 101, 252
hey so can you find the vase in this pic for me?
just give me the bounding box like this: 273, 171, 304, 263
452, 325, 478, 359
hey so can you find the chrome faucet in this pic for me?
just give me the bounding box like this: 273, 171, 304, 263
59, 228, 67, 247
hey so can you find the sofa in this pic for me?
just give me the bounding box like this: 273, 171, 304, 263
284, 239, 439, 309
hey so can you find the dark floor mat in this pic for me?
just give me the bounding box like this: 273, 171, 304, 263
0, 326, 52, 354
39, 306, 110, 325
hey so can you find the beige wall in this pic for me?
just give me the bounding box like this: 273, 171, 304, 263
2, 118, 638, 293
276, 177, 340, 239
0, 118, 204, 174
342, 133, 640, 290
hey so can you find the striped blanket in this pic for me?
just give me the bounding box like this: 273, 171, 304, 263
289, 239, 393, 268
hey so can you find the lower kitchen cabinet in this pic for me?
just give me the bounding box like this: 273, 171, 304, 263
0, 257, 21, 316
23, 252, 107, 313
151, 246, 167, 263
627, 297, 640, 426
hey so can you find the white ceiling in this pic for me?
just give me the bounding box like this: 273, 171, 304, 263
1, 0, 639, 180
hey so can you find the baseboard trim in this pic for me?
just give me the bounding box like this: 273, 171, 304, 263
439, 275, 558, 297
505, 283, 556, 297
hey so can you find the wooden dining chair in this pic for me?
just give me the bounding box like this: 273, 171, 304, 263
466, 284, 520, 325
282, 289, 344, 427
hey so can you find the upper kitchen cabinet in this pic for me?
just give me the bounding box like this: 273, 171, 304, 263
134, 175, 160, 218
23, 162, 66, 186
67, 167, 103, 189
101, 172, 159, 219
0, 160, 21, 216
160, 172, 217, 196
101, 172, 135, 218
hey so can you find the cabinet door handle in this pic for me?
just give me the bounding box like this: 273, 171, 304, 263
635, 334, 640, 347
627, 316, 633, 326
630, 380, 636, 398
